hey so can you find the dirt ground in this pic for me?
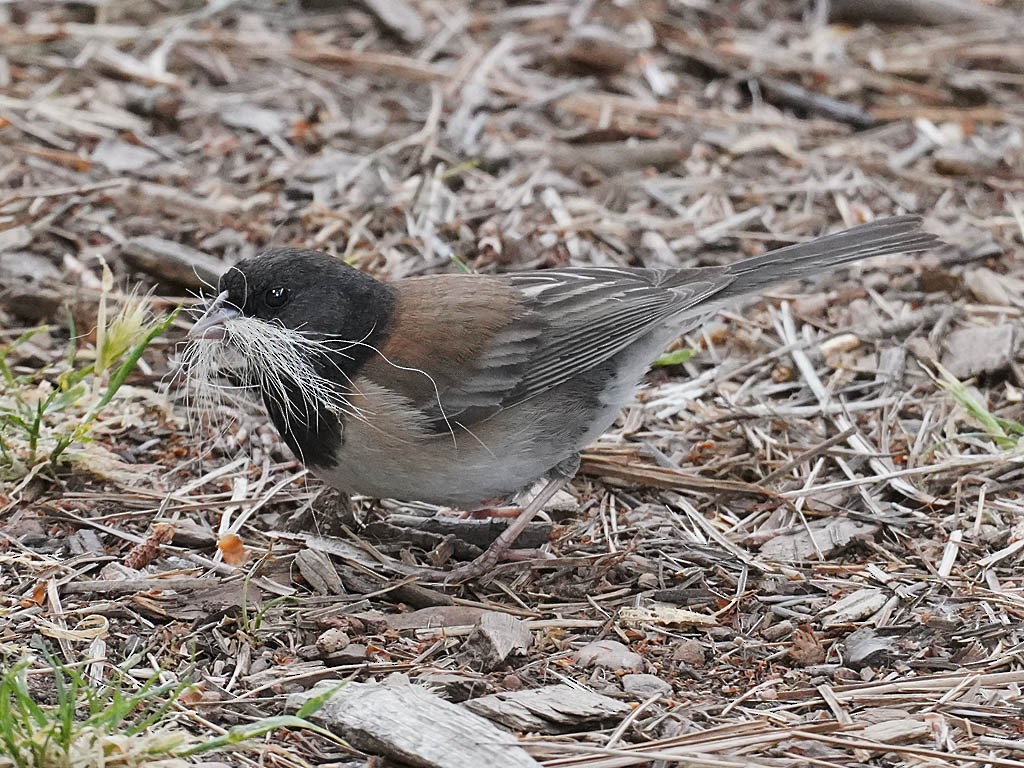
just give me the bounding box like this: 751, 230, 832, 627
2, 1, 1024, 766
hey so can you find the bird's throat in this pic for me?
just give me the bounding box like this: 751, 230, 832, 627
261, 379, 343, 469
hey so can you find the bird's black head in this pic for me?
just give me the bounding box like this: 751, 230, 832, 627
214, 248, 394, 345
188, 248, 395, 467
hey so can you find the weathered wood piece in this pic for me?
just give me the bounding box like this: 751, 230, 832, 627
465, 684, 631, 733
288, 675, 540, 768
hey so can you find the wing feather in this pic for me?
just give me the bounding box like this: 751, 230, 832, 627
363, 216, 938, 431
501, 267, 731, 404
364, 268, 734, 428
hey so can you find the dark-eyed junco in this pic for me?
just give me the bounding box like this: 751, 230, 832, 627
187, 216, 939, 580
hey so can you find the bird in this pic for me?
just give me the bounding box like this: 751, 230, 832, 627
186, 215, 939, 580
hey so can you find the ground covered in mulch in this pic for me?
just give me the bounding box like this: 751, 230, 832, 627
2, 0, 1024, 766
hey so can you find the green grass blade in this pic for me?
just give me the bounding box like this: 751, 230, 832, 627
174, 716, 341, 757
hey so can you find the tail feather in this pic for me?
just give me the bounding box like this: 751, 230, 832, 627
710, 215, 941, 299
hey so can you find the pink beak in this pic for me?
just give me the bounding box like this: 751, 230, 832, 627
188, 292, 240, 341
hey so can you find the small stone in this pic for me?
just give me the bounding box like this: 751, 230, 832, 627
671, 639, 705, 667
621, 673, 671, 698
502, 674, 523, 691
637, 573, 658, 589
316, 628, 350, 655
323, 643, 369, 666
575, 639, 643, 673
942, 324, 1016, 378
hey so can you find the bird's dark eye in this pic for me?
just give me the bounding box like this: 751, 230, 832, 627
264, 286, 289, 308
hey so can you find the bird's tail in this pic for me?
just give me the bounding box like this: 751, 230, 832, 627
709, 215, 941, 299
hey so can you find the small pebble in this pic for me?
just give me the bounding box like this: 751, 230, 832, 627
671, 639, 705, 667
502, 674, 523, 691
622, 673, 672, 698
324, 644, 369, 666
575, 639, 644, 673
315, 628, 350, 655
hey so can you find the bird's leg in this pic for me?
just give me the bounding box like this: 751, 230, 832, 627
434, 454, 581, 584
438, 475, 569, 583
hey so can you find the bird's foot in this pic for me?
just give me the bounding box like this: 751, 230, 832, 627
417, 473, 572, 584
460, 505, 522, 520
416, 548, 554, 584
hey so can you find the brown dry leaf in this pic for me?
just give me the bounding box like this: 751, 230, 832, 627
789, 623, 826, 666
217, 532, 250, 566
21, 581, 46, 608
124, 522, 175, 569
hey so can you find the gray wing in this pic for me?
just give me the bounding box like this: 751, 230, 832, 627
495, 216, 941, 407
420, 216, 939, 426
367, 268, 732, 430
496, 266, 732, 406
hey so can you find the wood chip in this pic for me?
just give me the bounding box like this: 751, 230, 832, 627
822, 588, 889, 627
122, 235, 225, 288
289, 676, 540, 767
857, 718, 931, 744
760, 519, 880, 562
619, 605, 716, 628
464, 684, 631, 733
461, 611, 533, 671
0, 226, 34, 253
964, 268, 1014, 306
387, 605, 487, 631
829, 0, 1011, 25
92, 138, 159, 172
941, 324, 1016, 378
295, 548, 345, 595
840, 627, 898, 669
358, 0, 426, 43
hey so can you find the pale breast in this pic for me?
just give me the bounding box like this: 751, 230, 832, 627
315, 377, 564, 506
317, 325, 681, 508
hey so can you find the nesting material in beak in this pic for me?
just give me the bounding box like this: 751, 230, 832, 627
188, 291, 240, 341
